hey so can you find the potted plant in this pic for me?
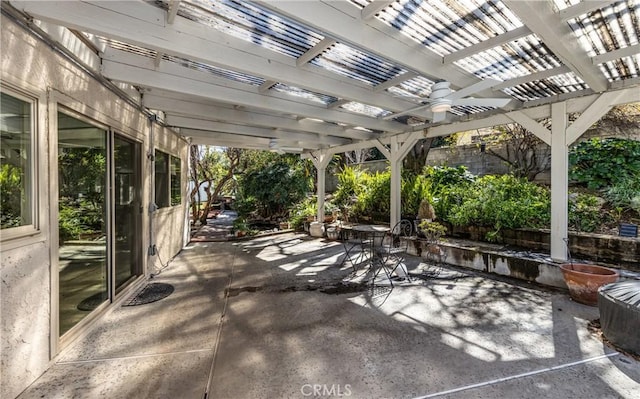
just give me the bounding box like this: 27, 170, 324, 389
232, 218, 250, 237
418, 220, 447, 263
416, 198, 436, 237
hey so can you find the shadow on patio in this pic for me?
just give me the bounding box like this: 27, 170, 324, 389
18, 233, 640, 399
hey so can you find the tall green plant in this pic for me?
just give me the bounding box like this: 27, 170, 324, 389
569, 138, 640, 189
401, 173, 431, 217
448, 174, 550, 240
238, 162, 311, 219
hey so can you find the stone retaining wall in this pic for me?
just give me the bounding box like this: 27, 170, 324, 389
447, 226, 640, 271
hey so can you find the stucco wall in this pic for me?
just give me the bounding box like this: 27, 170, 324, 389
1, 16, 188, 399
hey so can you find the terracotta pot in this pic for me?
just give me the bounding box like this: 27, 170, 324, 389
560, 263, 619, 306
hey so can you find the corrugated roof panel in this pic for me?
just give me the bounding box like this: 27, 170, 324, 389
599, 54, 640, 80
165, 55, 266, 86
100, 36, 265, 86
311, 43, 407, 86
562, 0, 640, 79
103, 37, 155, 58
503, 71, 587, 101
454, 35, 563, 81
340, 101, 392, 118
271, 83, 338, 105
372, 0, 523, 56
164, 0, 324, 59
394, 75, 436, 97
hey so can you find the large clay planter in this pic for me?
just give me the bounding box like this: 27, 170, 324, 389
560, 263, 619, 306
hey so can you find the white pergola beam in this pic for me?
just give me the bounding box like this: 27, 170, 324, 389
296, 37, 335, 67
494, 66, 572, 91
101, 49, 406, 133
327, 99, 350, 109
505, 111, 551, 146
165, 114, 350, 146
558, 1, 613, 21
143, 93, 373, 139
167, 0, 181, 24
15, 0, 416, 114
566, 91, 628, 145
361, 0, 395, 20
257, 0, 482, 90
592, 43, 640, 65
443, 26, 531, 64
259, 80, 277, 93
183, 129, 272, 149
505, 0, 608, 93
373, 71, 418, 92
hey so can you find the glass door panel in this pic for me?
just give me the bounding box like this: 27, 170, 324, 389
114, 136, 141, 291
58, 112, 108, 336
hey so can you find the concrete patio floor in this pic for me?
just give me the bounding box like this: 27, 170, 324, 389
18, 233, 640, 398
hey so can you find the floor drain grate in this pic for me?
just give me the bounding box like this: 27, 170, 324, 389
123, 282, 174, 306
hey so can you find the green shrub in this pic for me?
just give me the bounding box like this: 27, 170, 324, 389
569, 138, 640, 190
353, 171, 391, 222
289, 196, 316, 229
334, 165, 366, 207
238, 162, 311, 219
423, 165, 475, 223
568, 192, 608, 233
401, 173, 431, 217
605, 173, 640, 213
448, 174, 550, 240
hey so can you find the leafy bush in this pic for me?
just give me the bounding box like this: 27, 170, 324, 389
568, 192, 608, 233
353, 171, 390, 222
289, 196, 316, 229
333, 166, 366, 207
423, 165, 476, 193
423, 166, 475, 223
605, 173, 640, 213
238, 162, 311, 219
448, 174, 550, 240
401, 173, 430, 217
570, 138, 640, 190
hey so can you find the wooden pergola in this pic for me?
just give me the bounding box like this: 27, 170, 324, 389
10, 0, 640, 260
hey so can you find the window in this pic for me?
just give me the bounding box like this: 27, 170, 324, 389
170, 155, 181, 206
1, 90, 34, 231
154, 150, 169, 208
155, 150, 181, 208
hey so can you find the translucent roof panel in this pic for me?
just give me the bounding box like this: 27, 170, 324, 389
160, 0, 324, 59
311, 43, 407, 87
391, 75, 437, 98
454, 34, 563, 81
164, 55, 266, 86
340, 102, 392, 118
98, 37, 265, 86
558, 0, 640, 80
503, 72, 587, 101
363, 0, 524, 57
271, 83, 337, 105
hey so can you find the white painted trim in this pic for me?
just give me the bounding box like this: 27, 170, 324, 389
550, 102, 568, 262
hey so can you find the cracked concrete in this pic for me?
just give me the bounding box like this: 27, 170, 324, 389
16, 233, 640, 399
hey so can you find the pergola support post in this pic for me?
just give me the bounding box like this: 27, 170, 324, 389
550, 102, 569, 261
389, 131, 422, 227
310, 151, 332, 226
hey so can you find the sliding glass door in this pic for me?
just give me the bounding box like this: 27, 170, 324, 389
58, 112, 142, 336
114, 136, 141, 291
58, 113, 108, 336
